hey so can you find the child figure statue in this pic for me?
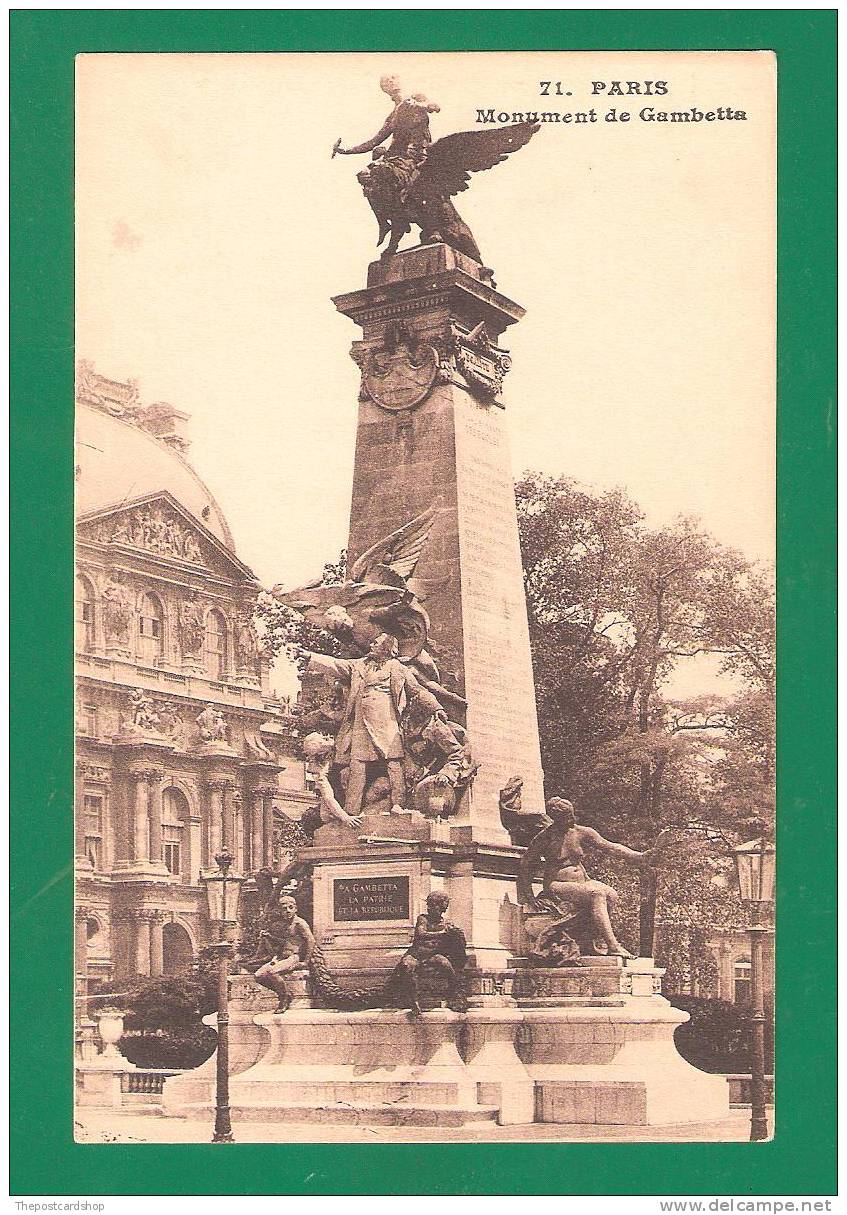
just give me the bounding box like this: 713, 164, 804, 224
253, 893, 315, 1012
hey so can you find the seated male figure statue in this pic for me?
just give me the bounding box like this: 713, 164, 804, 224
394, 891, 468, 1016
253, 894, 315, 1012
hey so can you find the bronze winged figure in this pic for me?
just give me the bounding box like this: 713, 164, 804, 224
334, 76, 539, 275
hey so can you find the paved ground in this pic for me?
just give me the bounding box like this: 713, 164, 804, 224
75, 1108, 772, 1144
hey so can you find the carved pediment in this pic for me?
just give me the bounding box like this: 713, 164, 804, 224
77, 492, 255, 581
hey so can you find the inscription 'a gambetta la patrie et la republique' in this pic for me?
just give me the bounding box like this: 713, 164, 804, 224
333, 876, 411, 922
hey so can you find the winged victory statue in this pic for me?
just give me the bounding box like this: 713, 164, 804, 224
333, 75, 539, 276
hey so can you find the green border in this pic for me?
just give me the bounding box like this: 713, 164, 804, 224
10, 9, 836, 1196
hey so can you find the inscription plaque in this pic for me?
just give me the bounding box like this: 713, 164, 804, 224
333, 876, 410, 922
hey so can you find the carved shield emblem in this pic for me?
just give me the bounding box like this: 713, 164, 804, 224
363, 323, 438, 412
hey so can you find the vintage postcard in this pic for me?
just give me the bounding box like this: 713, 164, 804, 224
70, 49, 778, 1147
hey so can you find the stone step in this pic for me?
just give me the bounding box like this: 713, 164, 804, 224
181, 1101, 499, 1127
230, 1078, 472, 1106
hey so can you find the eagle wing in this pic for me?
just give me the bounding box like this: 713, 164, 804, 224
419, 122, 539, 198
350, 498, 445, 585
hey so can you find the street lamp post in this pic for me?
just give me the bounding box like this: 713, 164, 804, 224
201, 847, 244, 1144
732, 835, 775, 1142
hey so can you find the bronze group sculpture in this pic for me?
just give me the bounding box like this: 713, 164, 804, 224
274, 501, 477, 820
296, 633, 443, 817
334, 75, 539, 272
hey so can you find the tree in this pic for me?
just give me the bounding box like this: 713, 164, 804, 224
515, 473, 775, 953
254, 551, 347, 661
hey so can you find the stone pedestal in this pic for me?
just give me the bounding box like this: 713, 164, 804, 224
334, 244, 545, 842
160, 968, 730, 1130
76, 1058, 135, 1109
303, 830, 524, 977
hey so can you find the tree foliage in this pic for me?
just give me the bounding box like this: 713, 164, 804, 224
255, 551, 347, 660
90, 965, 220, 1070
516, 472, 775, 955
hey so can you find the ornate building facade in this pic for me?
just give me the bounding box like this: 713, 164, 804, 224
74, 365, 313, 991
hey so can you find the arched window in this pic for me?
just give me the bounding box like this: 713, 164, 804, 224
138, 592, 164, 663
204, 609, 228, 679
75, 575, 96, 652
733, 958, 752, 1005
162, 922, 194, 975
162, 787, 188, 880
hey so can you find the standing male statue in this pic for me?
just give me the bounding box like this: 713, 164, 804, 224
296, 633, 441, 817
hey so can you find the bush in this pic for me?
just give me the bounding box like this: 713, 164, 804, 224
121, 1026, 217, 1070
670, 995, 774, 1074
90, 968, 219, 1070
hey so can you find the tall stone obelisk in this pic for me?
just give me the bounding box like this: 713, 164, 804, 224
334, 242, 545, 841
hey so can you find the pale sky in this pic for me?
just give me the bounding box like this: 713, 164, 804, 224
76, 52, 776, 698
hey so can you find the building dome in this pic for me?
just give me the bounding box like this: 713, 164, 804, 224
75, 401, 235, 550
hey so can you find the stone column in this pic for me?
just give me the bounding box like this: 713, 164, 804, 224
207, 780, 224, 861
74, 791, 89, 865
188, 815, 202, 884
222, 783, 236, 853
232, 790, 244, 871
74, 905, 90, 997
130, 771, 149, 863
262, 789, 275, 867
134, 912, 152, 977
250, 791, 264, 871
149, 912, 165, 977
147, 771, 164, 865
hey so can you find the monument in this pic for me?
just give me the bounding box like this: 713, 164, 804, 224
161, 77, 730, 1133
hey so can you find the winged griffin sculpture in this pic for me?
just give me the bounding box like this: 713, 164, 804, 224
333, 75, 539, 274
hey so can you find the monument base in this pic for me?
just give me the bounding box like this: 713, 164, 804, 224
302, 831, 524, 975
161, 968, 730, 1130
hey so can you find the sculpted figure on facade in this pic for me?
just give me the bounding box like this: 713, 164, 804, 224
333, 75, 539, 272
178, 590, 205, 655
101, 504, 205, 564
154, 699, 185, 746
517, 797, 654, 961
196, 702, 229, 743
122, 688, 160, 734
235, 611, 259, 669
101, 572, 132, 643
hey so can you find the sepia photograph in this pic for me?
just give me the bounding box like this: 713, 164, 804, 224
69, 49, 780, 1146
